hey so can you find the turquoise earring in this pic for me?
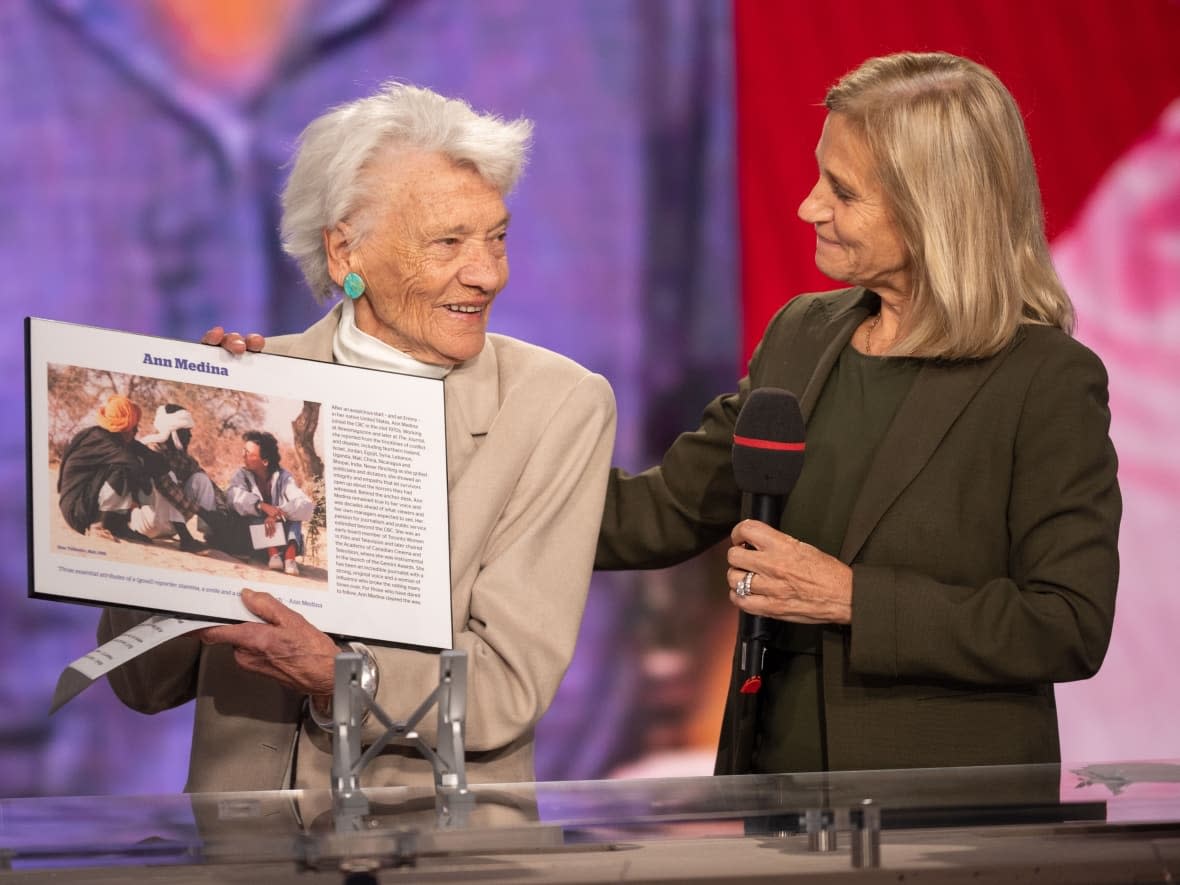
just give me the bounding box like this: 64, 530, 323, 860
342, 272, 366, 300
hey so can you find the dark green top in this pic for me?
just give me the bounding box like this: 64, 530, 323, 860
754, 344, 919, 774
598, 287, 1119, 775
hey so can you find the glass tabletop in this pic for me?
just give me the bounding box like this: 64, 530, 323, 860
1, 760, 1177, 873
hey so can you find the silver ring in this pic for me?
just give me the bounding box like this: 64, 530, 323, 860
735, 571, 753, 598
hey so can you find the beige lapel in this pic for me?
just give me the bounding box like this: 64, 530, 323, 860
441, 337, 500, 490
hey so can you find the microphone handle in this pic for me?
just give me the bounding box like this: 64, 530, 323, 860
739, 493, 784, 693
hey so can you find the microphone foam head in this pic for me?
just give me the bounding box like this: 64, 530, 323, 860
732, 387, 805, 496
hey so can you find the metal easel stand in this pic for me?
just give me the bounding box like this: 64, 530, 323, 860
309, 649, 471, 875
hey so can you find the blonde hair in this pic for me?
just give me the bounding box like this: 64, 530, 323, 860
825, 52, 1074, 359
281, 82, 533, 302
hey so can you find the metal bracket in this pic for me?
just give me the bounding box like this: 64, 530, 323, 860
801, 802, 880, 869
329, 649, 471, 836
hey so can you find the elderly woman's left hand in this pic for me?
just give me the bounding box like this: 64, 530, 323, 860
200, 326, 266, 355
726, 520, 854, 625
197, 588, 339, 699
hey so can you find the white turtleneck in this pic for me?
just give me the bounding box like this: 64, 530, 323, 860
331, 298, 453, 379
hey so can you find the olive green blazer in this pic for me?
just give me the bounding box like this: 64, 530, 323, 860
597, 287, 1120, 772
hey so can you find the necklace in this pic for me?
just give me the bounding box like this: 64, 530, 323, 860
864, 313, 882, 354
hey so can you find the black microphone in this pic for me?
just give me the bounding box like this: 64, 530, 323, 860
731, 387, 805, 695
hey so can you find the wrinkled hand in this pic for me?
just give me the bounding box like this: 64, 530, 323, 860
726, 519, 854, 625
197, 588, 339, 697
200, 326, 266, 354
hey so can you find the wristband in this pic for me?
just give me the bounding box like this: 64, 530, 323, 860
308, 642, 380, 732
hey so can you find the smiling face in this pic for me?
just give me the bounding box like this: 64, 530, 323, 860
797, 113, 912, 300
326, 150, 510, 367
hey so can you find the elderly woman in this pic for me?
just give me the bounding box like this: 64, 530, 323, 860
99, 84, 616, 792
597, 52, 1120, 775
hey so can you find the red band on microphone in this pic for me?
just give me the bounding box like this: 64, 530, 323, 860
739, 676, 763, 694
733, 435, 805, 452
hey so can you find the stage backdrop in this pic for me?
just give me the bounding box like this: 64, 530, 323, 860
0, 0, 1176, 796
0, 0, 738, 795
733, 0, 1180, 769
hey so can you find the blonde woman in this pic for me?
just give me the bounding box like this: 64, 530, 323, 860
597, 52, 1121, 776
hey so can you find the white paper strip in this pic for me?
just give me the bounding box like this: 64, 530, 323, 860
50, 615, 211, 713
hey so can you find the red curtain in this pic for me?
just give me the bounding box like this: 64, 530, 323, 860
734, 0, 1180, 360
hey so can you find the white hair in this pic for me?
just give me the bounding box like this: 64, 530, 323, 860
280, 82, 534, 302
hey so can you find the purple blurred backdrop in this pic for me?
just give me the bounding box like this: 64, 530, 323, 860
1, 0, 737, 795
2, 0, 1177, 798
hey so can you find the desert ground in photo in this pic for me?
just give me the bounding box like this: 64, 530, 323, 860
45, 465, 328, 590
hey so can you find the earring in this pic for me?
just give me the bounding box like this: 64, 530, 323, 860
342, 272, 366, 300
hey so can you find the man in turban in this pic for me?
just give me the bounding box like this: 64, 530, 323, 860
57, 394, 164, 542
128, 403, 225, 552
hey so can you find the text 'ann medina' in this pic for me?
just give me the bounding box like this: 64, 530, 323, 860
142, 353, 229, 376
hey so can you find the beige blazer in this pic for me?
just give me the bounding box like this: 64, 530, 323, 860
100, 304, 616, 791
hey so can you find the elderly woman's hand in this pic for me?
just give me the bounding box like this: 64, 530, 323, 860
726, 519, 854, 625
200, 326, 266, 355
197, 588, 339, 699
